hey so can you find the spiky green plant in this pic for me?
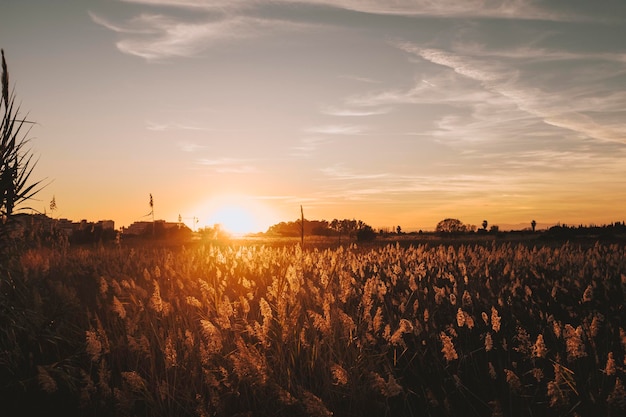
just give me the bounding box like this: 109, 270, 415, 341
0, 49, 46, 220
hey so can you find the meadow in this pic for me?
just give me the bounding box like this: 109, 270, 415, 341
1, 236, 625, 417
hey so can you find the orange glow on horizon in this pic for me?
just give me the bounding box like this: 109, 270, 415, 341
191, 194, 281, 235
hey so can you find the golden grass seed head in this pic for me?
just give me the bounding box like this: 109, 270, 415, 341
482, 311, 489, 325
456, 308, 465, 328
607, 377, 626, 410
605, 352, 616, 376
86, 329, 102, 362
98, 276, 108, 296
330, 363, 349, 386
122, 371, 146, 392
532, 334, 547, 358
504, 369, 522, 392
440, 332, 458, 362
564, 324, 586, 362
37, 365, 58, 394
112, 296, 126, 319
491, 307, 501, 333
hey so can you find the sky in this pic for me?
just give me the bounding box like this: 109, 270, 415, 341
2, 0, 626, 233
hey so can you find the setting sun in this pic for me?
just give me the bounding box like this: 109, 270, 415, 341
210, 205, 257, 235
194, 195, 279, 235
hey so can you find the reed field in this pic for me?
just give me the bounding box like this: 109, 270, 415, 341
1, 238, 625, 416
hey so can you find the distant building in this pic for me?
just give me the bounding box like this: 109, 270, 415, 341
123, 220, 181, 235
97, 220, 115, 230
5, 214, 114, 239
124, 221, 151, 235
56, 218, 75, 236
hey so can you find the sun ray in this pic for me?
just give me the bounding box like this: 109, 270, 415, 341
193, 195, 279, 236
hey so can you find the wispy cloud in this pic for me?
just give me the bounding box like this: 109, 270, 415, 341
90, 12, 159, 34
452, 42, 626, 64
304, 125, 366, 135
90, 5, 314, 60
320, 165, 389, 181
146, 120, 214, 131
291, 125, 369, 157
337, 74, 382, 84
332, 0, 556, 19
472, 148, 626, 173
196, 157, 258, 173
91, 12, 303, 60
344, 74, 488, 108
178, 142, 207, 152
119, 0, 581, 21
254, 194, 321, 205
92, 0, 597, 60
319, 164, 521, 202
119, 0, 251, 10
405, 44, 626, 144
290, 136, 329, 158
320, 105, 392, 117
339, 40, 626, 145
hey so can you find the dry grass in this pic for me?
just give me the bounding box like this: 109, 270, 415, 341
1, 239, 625, 416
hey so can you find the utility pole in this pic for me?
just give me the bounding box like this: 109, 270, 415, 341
301, 205, 304, 247
181, 216, 199, 231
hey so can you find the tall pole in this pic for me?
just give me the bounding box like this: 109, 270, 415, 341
300, 205, 304, 247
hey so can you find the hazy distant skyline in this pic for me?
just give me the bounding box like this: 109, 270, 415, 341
2, 0, 626, 233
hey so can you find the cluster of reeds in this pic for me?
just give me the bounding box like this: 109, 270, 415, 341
0, 49, 44, 222
0, 48, 47, 261
1, 241, 625, 416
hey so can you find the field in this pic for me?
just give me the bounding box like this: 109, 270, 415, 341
1, 236, 625, 416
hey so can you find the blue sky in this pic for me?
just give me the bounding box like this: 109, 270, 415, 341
2, 0, 626, 232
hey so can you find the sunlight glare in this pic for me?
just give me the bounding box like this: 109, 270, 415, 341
196, 195, 279, 236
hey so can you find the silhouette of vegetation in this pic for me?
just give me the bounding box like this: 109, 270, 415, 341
197, 223, 231, 240
266, 217, 375, 242
541, 222, 626, 242
435, 218, 467, 234
0, 50, 48, 260
356, 224, 377, 241
267, 219, 331, 237
2, 239, 625, 416
149, 193, 154, 235
0, 49, 46, 220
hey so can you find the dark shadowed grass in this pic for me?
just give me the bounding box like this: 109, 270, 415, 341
1, 235, 625, 417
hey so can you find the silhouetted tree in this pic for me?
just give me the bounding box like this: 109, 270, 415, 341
397, 225, 402, 234
330, 218, 358, 241
435, 218, 467, 233
482, 220, 488, 230
531, 219, 537, 232
330, 219, 341, 242
198, 224, 230, 240
357, 225, 376, 241
343, 219, 357, 239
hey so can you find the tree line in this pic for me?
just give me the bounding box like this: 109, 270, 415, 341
264, 218, 377, 241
